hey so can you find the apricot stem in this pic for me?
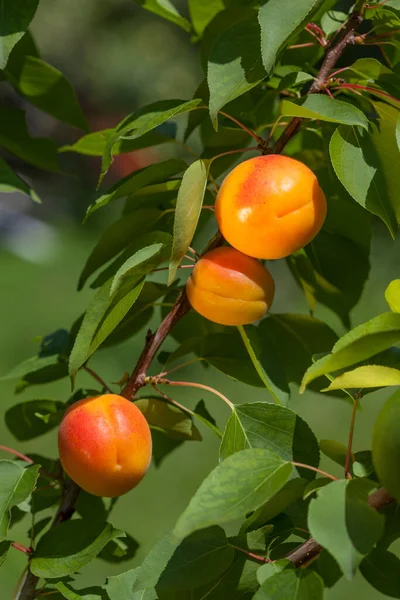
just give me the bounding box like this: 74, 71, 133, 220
344, 393, 361, 478
159, 357, 205, 378
230, 544, 272, 563
83, 365, 113, 393
152, 264, 194, 273
0, 445, 34, 465
219, 111, 265, 146
11, 543, 32, 555
291, 462, 338, 481
210, 147, 260, 163
150, 377, 235, 410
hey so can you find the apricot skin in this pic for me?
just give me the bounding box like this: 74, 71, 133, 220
186, 246, 275, 326
215, 155, 327, 260
58, 394, 152, 497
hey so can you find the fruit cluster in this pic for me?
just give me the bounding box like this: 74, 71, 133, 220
58, 154, 326, 498
187, 154, 326, 326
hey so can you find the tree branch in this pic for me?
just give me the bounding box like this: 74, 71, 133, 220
17, 7, 368, 598
285, 487, 395, 567
273, 8, 364, 154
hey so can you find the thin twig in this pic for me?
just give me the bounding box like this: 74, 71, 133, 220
291, 462, 338, 481
150, 377, 235, 411
344, 394, 361, 478
83, 365, 113, 393
0, 445, 34, 465
231, 544, 272, 563
219, 111, 265, 146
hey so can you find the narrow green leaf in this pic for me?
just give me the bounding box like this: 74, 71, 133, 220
0, 461, 40, 541
220, 402, 319, 481
323, 364, 400, 391
254, 568, 324, 600
5, 55, 88, 130
385, 279, 400, 312
101, 99, 201, 180
158, 527, 235, 590
132, 0, 191, 32
30, 520, 124, 578
78, 209, 162, 290
308, 479, 384, 579
56, 582, 107, 600
301, 312, 400, 391
59, 128, 173, 156
174, 449, 293, 541
259, 0, 325, 74
372, 389, 400, 499
110, 243, 165, 296
193, 400, 222, 438
0, 107, 60, 172
168, 159, 209, 285
68, 280, 112, 380
282, 96, 368, 129
330, 118, 400, 236
238, 325, 290, 405
5, 399, 65, 440
319, 439, 347, 467
0, 0, 39, 69
134, 398, 202, 441
360, 548, 400, 597
0, 156, 41, 202
0, 541, 11, 568
86, 158, 186, 219
208, 18, 266, 126
188, 0, 225, 36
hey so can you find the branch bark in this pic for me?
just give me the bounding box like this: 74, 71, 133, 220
17, 7, 368, 598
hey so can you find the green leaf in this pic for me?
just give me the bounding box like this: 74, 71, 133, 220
385, 279, 400, 312
372, 389, 400, 499
168, 159, 209, 285
130, 532, 180, 598
102, 99, 201, 180
329, 117, 400, 236
238, 326, 290, 406
5, 55, 88, 130
257, 559, 292, 586
59, 128, 173, 156
0, 354, 63, 382
282, 96, 368, 129
99, 533, 139, 563
220, 402, 319, 481
0, 461, 40, 541
260, 314, 338, 390
86, 158, 186, 219
56, 582, 107, 600
188, 0, 225, 36
132, 0, 191, 32
158, 526, 234, 590
30, 520, 124, 578
106, 570, 138, 600
323, 365, 400, 391
253, 569, 324, 600
301, 312, 400, 392
0, 541, 10, 568
0, 107, 60, 172
135, 398, 202, 441
303, 478, 332, 500
5, 399, 65, 441
258, 0, 325, 74
174, 449, 293, 541
360, 548, 400, 598
193, 399, 222, 438
208, 18, 266, 126
308, 479, 384, 579
78, 209, 163, 290
0, 0, 39, 69
319, 439, 347, 467
110, 243, 166, 296
0, 156, 40, 202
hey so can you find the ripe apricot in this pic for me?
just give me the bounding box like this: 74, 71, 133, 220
58, 394, 152, 497
215, 155, 327, 259
186, 246, 274, 326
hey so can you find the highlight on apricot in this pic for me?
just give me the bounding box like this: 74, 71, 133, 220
215, 154, 327, 260
58, 394, 152, 497
186, 246, 275, 326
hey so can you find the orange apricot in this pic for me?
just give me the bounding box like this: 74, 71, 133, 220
215, 154, 327, 259
186, 246, 275, 326
58, 394, 152, 497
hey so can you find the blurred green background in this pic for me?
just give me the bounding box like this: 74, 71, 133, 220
1, 0, 399, 597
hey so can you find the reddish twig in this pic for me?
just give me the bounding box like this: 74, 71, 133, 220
83, 365, 113, 393
291, 462, 338, 481
12, 543, 32, 555
0, 445, 34, 465
231, 544, 272, 563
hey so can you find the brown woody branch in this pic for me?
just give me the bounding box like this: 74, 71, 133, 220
17, 7, 368, 599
